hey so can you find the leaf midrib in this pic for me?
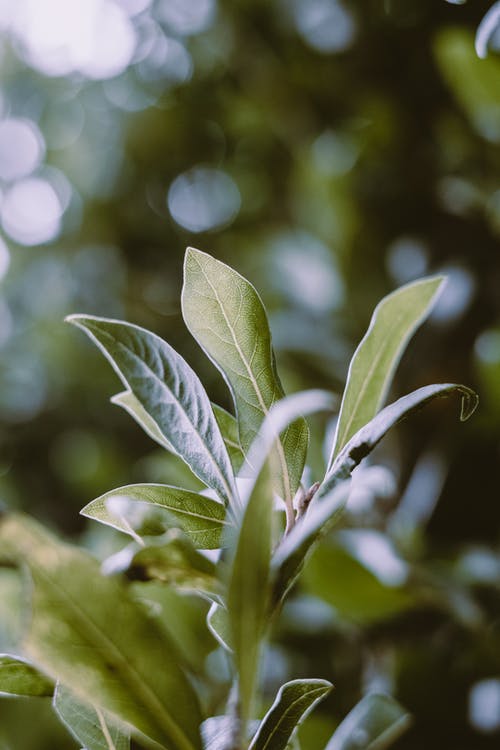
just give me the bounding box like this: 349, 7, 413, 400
93, 326, 235, 507
334, 309, 405, 456
29, 564, 196, 750
253, 686, 328, 750
96, 706, 120, 750
193, 259, 293, 503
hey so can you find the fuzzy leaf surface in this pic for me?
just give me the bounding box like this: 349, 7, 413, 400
67, 315, 236, 507
182, 247, 309, 503
0, 654, 54, 697
330, 276, 445, 462
249, 678, 332, 750
0, 514, 202, 750
54, 683, 130, 750
111, 390, 173, 452
212, 403, 245, 472
324, 693, 411, 750
82, 483, 229, 549
320, 383, 478, 497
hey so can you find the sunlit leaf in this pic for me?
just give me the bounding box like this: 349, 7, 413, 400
0, 514, 202, 750
227, 459, 274, 732
324, 693, 411, 750
320, 383, 478, 497
0, 655, 54, 697
181, 247, 309, 504
475, 2, 500, 58
329, 276, 445, 462
111, 389, 173, 452
67, 315, 237, 507
82, 483, 230, 549
248, 678, 332, 750
54, 683, 130, 750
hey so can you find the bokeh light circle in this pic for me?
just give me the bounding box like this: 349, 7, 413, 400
1, 177, 63, 245
168, 167, 241, 232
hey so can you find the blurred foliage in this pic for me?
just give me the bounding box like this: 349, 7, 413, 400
0, 0, 499, 748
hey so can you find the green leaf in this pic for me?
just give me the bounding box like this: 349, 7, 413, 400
324, 693, 411, 750
227, 459, 274, 732
0, 514, 202, 750
271, 482, 350, 606
201, 717, 238, 750
82, 483, 230, 549
320, 383, 478, 497
67, 315, 237, 507
206, 602, 232, 652
113, 392, 244, 473
181, 247, 309, 504
249, 679, 332, 750
109, 531, 221, 597
212, 403, 245, 472
329, 276, 445, 462
0, 654, 54, 697
54, 683, 130, 750
111, 389, 174, 452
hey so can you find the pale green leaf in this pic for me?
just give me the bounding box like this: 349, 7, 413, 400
67, 315, 237, 507
82, 483, 230, 549
324, 693, 411, 750
0, 654, 54, 697
54, 683, 130, 750
0, 514, 202, 750
206, 602, 232, 652
271, 482, 350, 606
320, 383, 478, 498
212, 403, 245, 472
111, 390, 174, 452
227, 459, 274, 731
249, 679, 332, 750
329, 276, 445, 462
181, 247, 309, 504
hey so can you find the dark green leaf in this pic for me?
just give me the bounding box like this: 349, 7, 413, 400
181, 247, 309, 505
54, 683, 130, 750
82, 483, 230, 549
0, 514, 202, 750
0, 655, 54, 697
67, 315, 237, 507
249, 679, 332, 750
320, 383, 478, 497
329, 276, 444, 461
324, 693, 411, 750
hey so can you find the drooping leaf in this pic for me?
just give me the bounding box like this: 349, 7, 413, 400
111, 390, 174, 452
105, 531, 221, 597
0, 654, 54, 697
227, 459, 274, 732
181, 247, 309, 504
248, 679, 332, 750
54, 683, 130, 750
329, 276, 445, 462
206, 602, 232, 652
0, 514, 202, 750
324, 693, 411, 750
320, 383, 478, 497
67, 315, 237, 507
82, 483, 230, 549
271, 482, 350, 606
212, 403, 245, 472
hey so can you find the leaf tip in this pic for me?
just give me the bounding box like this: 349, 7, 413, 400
459, 388, 479, 421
